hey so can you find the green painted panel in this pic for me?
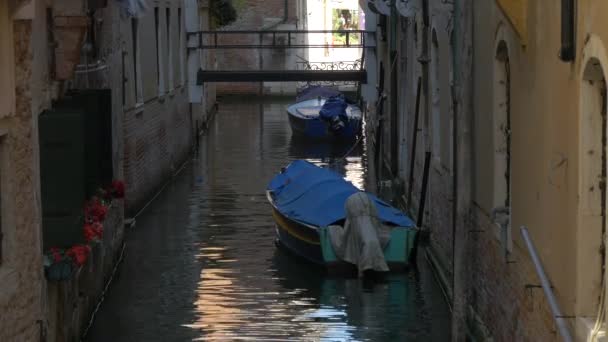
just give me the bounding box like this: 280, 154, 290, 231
55, 90, 113, 197
320, 226, 419, 264
39, 108, 86, 249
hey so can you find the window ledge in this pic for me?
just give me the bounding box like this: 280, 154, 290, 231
134, 102, 145, 114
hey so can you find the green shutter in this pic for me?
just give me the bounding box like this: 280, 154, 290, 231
61, 90, 113, 196
39, 108, 86, 249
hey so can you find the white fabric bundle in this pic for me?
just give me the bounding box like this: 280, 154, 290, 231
329, 192, 391, 276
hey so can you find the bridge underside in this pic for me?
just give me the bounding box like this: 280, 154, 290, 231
196, 70, 367, 83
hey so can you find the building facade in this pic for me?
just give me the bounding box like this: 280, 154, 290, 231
364, 0, 608, 340
213, 0, 308, 95
0, 0, 215, 340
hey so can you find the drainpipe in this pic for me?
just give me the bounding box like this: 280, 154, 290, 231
284, 0, 289, 23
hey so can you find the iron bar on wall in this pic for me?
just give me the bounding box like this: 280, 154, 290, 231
520, 226, 574, 342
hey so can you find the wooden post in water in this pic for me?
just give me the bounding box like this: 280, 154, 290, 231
407, 77, 422, 210
417, 151, 431, 227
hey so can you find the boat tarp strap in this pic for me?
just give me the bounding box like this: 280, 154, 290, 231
268, 160, 415, 228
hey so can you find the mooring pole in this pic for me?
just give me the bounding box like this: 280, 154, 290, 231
407, 77, 422, 209
417, 151, 431, 227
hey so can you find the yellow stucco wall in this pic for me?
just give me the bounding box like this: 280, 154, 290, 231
495, 0, 528, 45
474, 0, 608, 325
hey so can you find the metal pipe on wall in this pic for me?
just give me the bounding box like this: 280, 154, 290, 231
520, 226, 574, 342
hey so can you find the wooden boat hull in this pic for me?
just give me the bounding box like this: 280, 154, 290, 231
267, 191, 418, 273
287, 111, 362, 139
286, 98, 362, 139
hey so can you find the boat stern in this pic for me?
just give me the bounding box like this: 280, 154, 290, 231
318, 226, 418, 272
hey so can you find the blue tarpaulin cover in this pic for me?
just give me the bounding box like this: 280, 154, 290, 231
319, 95, 348, 122
268, 160, 415, 228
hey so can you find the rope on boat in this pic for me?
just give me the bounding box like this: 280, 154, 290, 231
329, 133, 364, 167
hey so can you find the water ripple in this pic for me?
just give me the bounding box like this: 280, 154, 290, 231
86, 96, 450, 342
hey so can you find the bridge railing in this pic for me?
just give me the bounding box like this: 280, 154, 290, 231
295, 59, 363, 92
186, 30, 376, 50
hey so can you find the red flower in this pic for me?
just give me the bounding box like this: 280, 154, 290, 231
66, 245, 91, 267
85, 197, 108, 222
111, 180, 125, 199
83, 222, 103, 242
49, 247, 64, 262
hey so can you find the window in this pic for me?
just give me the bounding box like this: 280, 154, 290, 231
155, 7, 165, 95
178, 7, 183, 86
431, 30, 441, 161
579, 54, 607, 317
122, 49, 126, 106
131, 18, 142, 104
166, 7, 173, 89
492, 41, 512, 255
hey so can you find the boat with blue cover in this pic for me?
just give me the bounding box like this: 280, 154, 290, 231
287, 86, 362, 139
266, 160, 418, 273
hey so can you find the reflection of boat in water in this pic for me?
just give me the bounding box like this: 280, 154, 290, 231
286, 86, 362, 140
266, 160, 418, 274
269, 248, 427, 341
288, 133, 363, 160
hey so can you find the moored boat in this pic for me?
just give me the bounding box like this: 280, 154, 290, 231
286, 87, 362, 140
266, 160, 418, 274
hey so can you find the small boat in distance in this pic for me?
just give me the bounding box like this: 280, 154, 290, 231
266, 160, 418, 274
287, 86, 362, 140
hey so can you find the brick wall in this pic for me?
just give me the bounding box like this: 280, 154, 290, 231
122, 91, 192, 215
108, 0, 199, 215
215, 0, 301, 95
467, 205, 558, 341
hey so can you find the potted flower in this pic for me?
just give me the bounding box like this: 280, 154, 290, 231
44, 248, 74, 281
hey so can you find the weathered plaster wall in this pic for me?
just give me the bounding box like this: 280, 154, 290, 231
468, 0, 608, 339
0, 1, 49, 340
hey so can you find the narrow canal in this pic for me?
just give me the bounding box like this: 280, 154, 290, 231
86, 96, 451, 341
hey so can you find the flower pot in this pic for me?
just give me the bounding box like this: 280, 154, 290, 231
45, 260, 74, 281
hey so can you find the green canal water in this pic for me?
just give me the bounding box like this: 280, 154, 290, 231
86, 96, 451, 341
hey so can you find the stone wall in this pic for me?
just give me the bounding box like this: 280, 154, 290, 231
122, 91, 193, 215
465, 205, 558, 341
367, 0, 608, 339
0, 4, 48, 339
45, 201, 125, 342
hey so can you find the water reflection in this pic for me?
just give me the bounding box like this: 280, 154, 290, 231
288, 134, 366, 190
87, 95, 450, 342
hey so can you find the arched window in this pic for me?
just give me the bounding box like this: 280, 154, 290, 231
492, 40, 512, 254
578, 54, 607, 318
